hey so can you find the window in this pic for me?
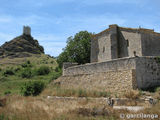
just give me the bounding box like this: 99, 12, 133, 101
126, 39, 129, 47
103, 47, 105, 53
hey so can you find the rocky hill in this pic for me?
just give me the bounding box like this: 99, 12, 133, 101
0, 34, 44, 58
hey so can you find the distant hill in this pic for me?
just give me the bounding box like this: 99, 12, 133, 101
0, 34, 44, 58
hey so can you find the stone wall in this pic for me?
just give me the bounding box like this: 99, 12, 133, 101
135, 57, 160, 89
56, 69, 136, 93
90, 25, 160, 63
63, 57, 160, 90
97, 33, 111, 62
63, 57, 136, 76
63, 62, 78, 76
141, 33, 160, 57
90, 35, 99, 62
119, 30, 142, 57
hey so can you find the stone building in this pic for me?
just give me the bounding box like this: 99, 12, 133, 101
60, 25, 160, 92
91, 24, 160, 62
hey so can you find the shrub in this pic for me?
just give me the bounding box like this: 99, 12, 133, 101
50, 61, 54, 64
21, 68, 33, 78
21, 60, 32, 68
21, 81, 45, 96
36, 66, 50, 75
0, 68, 2, 72
55, 66, 62, 72
3, 68, 14, 76
4, 91, 11, 95
49, 72, 61, 83
14, 67, 21, 72
52, 72, 61, 80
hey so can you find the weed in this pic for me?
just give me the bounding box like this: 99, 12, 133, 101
78, 89, 87, 97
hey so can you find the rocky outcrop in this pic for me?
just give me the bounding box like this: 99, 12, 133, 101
0, 34, 44, 58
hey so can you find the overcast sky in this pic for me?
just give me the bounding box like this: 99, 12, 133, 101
0, 0, 160, 56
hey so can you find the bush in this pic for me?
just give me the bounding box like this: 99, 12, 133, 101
3, 68, 14, 76
0, 68, 2, 72
21, 60, 32, 68
21, 68, 33, 78
52, 72, 61, 80
36, 66, 50, 75
4, 91, 11, 95
14, 67, 21, 72
55, 66, 62, 72
49, 72, 62, 83
50, 61, 54, 64
21, 81, 45, 96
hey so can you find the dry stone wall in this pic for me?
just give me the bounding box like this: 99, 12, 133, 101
56, 69, 136, 93
63, 57, 160, 90
63, 57, 136, 76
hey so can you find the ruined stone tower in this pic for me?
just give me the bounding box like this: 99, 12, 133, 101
23, 26, 31, 36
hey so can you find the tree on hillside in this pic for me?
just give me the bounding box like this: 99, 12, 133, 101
57, 31, 92, 68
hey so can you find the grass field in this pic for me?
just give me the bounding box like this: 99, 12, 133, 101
0, 54, 160, 120
0, 54, 60, 96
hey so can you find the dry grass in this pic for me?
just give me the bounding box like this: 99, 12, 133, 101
123, 90, 141, 99
0, 95, 118, 120
0, 95, 160, 120
41, 85, 111, 98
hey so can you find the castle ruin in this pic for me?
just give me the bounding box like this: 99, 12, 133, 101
60, 24, 160, 93
91, 24, 160, 62
23, 26, 31, 36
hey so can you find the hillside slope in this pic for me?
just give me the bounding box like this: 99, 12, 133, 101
0, 34, 44, 58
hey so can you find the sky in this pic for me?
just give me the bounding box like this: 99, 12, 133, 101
0, 0, 160, 57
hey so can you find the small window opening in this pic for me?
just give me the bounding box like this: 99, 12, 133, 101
126, 39, 129, 47
103, 47, 105, 53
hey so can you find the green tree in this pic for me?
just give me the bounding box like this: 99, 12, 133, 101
57, 31, 92, 68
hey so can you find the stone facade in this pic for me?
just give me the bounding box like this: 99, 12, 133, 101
91, 24, 160, 62
23, 26, 31, 36
61, 25, 160, 92
56, 69, 135, 93
63, 56, 160, 90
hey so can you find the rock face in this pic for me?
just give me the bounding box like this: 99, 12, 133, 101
0, 34, 44, 58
